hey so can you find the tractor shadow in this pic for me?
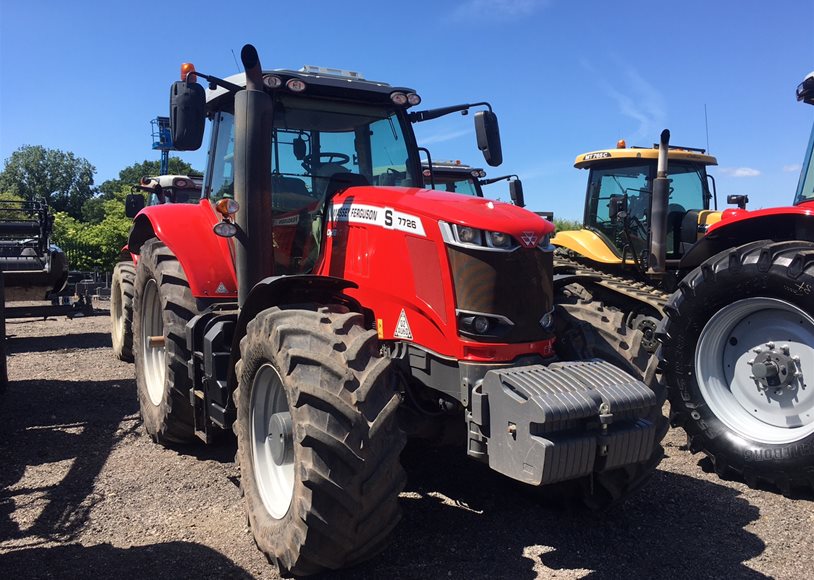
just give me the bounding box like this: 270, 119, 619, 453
7, 331, 113, 353
0, 541, 253, 579
0, 378, 138, 546
344, 443, 768, 580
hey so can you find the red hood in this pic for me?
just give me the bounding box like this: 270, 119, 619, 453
708, 203, 814, 234
333, 185, 554, 240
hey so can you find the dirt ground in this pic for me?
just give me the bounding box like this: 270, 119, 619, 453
1, 308, 812, 579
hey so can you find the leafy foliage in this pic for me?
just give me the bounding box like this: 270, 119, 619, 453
0, 145, 95, 218
553, 218, 582, 232
52, 187, 135, 272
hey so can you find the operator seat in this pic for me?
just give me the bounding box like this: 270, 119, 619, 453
324, 172, 369, 199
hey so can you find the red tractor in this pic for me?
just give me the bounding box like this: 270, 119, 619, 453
128, 45, 666, 575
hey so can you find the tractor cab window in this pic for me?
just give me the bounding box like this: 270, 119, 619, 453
795, 123, 814, 205
427, 174, 480, 196
666, 163, 707, 213
585, 164, 651, 262
208, 112, 236, 200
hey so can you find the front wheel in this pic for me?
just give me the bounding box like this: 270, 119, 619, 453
111, 260, 136, 362
234, 305, 406, 576
133, 239, 197, 444
662, 240, 814, 493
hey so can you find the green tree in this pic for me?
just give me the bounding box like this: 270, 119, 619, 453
0, 145, 95, 218
98, 157, 200, 198
53, 187, 134, 272
553, 218, 582, 232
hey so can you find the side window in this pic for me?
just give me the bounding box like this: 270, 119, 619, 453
208, 112, 235, 200
370, 115, 412, 187
667, 164, 705, 211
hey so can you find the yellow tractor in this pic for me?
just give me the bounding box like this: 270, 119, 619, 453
553, 132, 729, 351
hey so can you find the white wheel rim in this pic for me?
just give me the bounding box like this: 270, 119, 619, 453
696, 297, 814, 444
250, 363, 295, 519
141, 279, 166, 406
111, 276, 124, 345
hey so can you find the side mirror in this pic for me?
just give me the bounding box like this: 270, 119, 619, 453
125, 193, 146, 218
727, 194, 749, 210
509, 179, 525, 207
609, 194, 627, 222
474, 110, 503, 167
169, 80, 206, 151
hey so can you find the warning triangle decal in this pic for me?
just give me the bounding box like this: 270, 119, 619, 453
393, 309, 413, 340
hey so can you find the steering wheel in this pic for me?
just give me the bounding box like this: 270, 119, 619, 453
302, 152, 350, 172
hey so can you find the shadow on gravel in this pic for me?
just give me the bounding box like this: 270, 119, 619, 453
341, 444, 768, 580
0, 541, 253, 579
7, 332, 113, 353
0, 378, 138, 546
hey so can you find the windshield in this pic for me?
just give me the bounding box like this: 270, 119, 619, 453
584, 161, 710, 262
205, 95, 420, 275
426, 172, 481, 196
794, 122, 814, 205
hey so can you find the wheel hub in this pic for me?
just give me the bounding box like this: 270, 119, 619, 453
268, 411, 293, 466
749, 346, 800, 390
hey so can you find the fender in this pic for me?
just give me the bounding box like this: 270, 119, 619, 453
128, 199, 238, 298
552, 229, 624, 264
680, 206, 814, 270
225, 275, 364, 391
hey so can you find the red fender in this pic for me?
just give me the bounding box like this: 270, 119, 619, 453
128, 199, 237, 299
680, 203, 814, 270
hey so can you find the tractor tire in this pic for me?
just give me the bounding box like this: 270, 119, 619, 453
111, 260, 136, 362
661, 240, 814, 494
0, 271, 7, 393
554, 289, 668, 508
133, 238, 197, 445
234, 305, 406, 576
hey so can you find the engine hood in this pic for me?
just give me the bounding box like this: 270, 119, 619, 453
330, 185, 554, 240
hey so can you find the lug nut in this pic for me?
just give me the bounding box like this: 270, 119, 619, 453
747, 359, 755, 366
782, 344, 790, 354
767, 342, 775, 350
753, 347, 763, 354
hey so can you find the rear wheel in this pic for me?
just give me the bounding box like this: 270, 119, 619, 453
662, 240, 814, 493
0, 272, 7, 392
234, 305, 405, 576
111, 260, 136, 362
133, 239, 197, 444
555, 288, 668, 508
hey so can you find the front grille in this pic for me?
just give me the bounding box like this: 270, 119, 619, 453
446, 245, 553, 342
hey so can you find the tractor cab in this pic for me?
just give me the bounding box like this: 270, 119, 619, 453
421, 160, 486, 197
795, 72, 814, 208
574, 141, 719, 265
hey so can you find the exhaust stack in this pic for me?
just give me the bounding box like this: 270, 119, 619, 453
647, 129, 670, 277
233, 44, 274, 306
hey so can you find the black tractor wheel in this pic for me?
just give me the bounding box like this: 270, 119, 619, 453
133, 239, 197, 444
662, 240, 814, 494
111, 260, 136, 362
234, 305, 406, 576
0, 271, 7, 392
555, 289, 668, 508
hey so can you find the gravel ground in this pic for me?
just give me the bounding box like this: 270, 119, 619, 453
1, 308, 812, 579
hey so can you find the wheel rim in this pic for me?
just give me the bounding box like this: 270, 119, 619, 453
141, 278, 166, 406
111, 277, 123, 345
696, 297, 814, 444
251, 363, 295, 519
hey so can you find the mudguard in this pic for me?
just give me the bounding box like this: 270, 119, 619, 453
681, 206, 814, 270
552, 229, 623, 264
127, 199, 237, 298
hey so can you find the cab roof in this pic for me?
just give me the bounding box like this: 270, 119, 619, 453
574, 145, 718, 169
205, 68, 417, 110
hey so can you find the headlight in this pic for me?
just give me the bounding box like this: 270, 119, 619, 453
213, 221, 238, 238
487, 231, 513, 249
456, 225, 483, 245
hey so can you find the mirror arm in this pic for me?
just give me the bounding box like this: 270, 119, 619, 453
190, 71, 243, 94
408, 101, 493, 123
479, 174, 518, 186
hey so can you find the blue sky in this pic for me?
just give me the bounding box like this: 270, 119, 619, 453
1, 0, 812, 219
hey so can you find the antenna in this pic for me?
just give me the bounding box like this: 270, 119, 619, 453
704, 104, 711, 154
231, 49, 241, 73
